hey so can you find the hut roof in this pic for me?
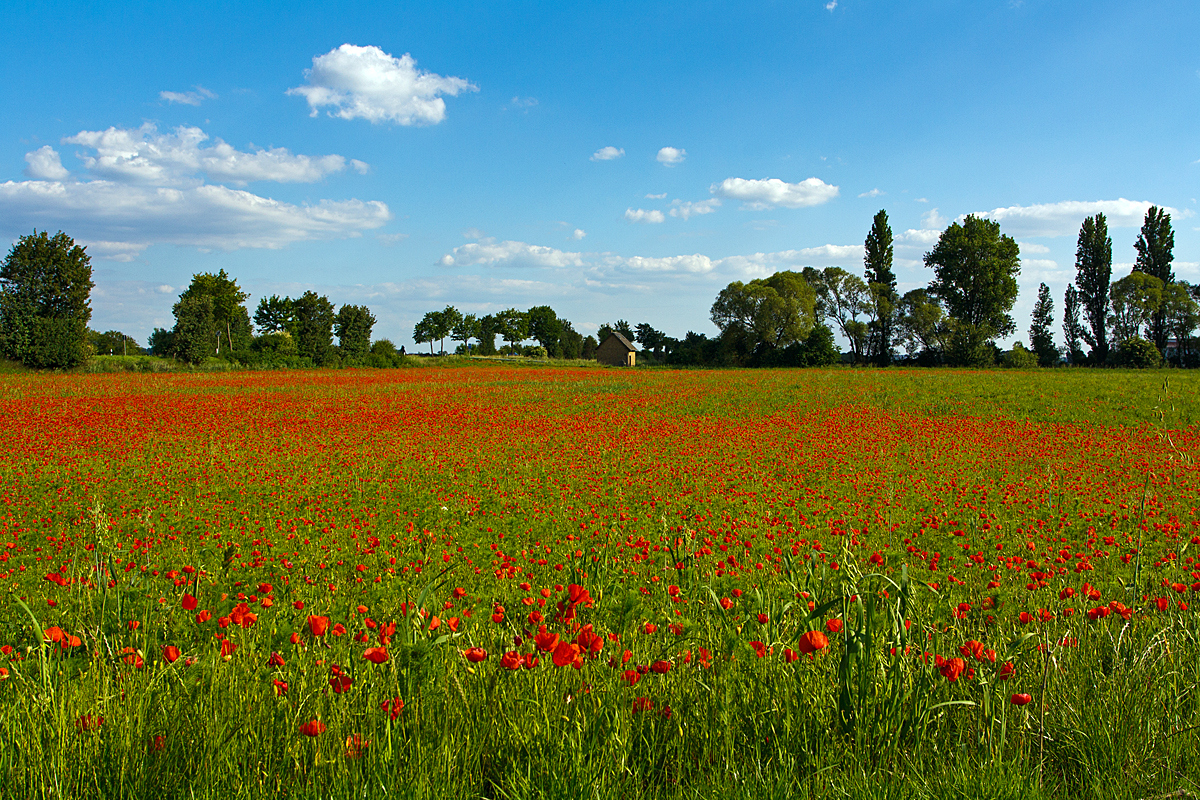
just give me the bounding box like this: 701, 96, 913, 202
602, 331, 637, 351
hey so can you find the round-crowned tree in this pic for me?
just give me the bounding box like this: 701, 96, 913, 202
0, 230, 94, 368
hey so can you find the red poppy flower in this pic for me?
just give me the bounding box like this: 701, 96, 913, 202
797, 630, 829, 655
308, 616, 331, 637
552, 641, 581, 667
534, 630, 560, 652
463, 647, 488, 663
76, 714, 105, 731
119, 647, 144, 668
363, 647, 388, 664
632, 697, 655, 714
181, 594, 198, 611
939, 657, 966, 682
1011, 693, 1032, 706
267, 651, 285, 667
998, 661, 1015, 680
621, 669, 641, 686
220, 640, 238, 660
783, 649, 799, 663
750, 641, 769, 658
381, 697, 404, 720
500, 650, 522, 670
195, 610, 212, 624
43, 626, 65, 643
273, 679, 288, 696
756, 613, 769, 625
345, 733, 369, 758
162, 645, 181, 663
300, 719, 326, 737
826, 618, 844, 634
329, 674, 354, 694
332, 623, 347, 636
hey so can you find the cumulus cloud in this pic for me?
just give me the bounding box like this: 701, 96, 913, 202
0, 180, 389, 261
668, 198, 721, 220
591, 146, 624, 161
624, 208, 665, 224
921, 207, 946, 229
24, 146, 69, 180
972, 198, 1179, 237
572, 229, 586, 240
160, 86, 217, 106
858, 188, 883, 198
63, 124, 350, 186
1019, 242, 1050, 254
710, 176, 839, 209
715, 245, 864, 278
656, 147, 686, 166
288, 44, 477, 125
438, 238, 586, 269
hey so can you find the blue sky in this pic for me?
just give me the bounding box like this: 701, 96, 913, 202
2, 0, 1197, 350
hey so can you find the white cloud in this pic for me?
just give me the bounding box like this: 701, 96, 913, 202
438, 239, 586, 269
160, 86, 217, 106
973, 198, 1179, 237
0, 180, 389, 261
921, 208, 946, 229
858, 188, 883, 198
609, 254, 714, 274
668, 198, 721, 220
1020, 258, 1061, 272
287, 44, 477, 125
710, 176, 839, 209
624, 208, 665, 224
826, 1, 838, 9
24, 146, 69, 180
1018, 242, 1050, 254
715, 245, 864, 278
645, 192, 667, 199
591, 146, 625, 161
350, 159, 370, 174
915, 197, 929, 203
572, 229, 586, 240
63, 124, 349, 185
656, 147, 686, 166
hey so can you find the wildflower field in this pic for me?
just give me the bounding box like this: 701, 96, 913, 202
1, 365, 1199, 800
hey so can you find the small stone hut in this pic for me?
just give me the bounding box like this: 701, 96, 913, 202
595, 331, 637, 366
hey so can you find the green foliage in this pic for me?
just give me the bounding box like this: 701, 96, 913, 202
1001, 340, 1038, 368
1029, 283, 1059, 367
334, 304, 376, 358
88, 329, 142, 356
945, 321, 997, 368
581, 334, 598, 360
710, 270, 817, 361
1135, 206, 1175, 353
1062, 285, 1086, 365
496, 308, 530, 347
1109, 271, 1163, 343
251, 331, 299, 357
253, 295, 295, 334
172, 294, 217, 365
808, 267, 870, 364
1113, 336, 1162, 368
1075, 214, 1112, 363
176, 270, 252, 354
0, 229, 94, 368
926, 215, 1020, 345
897, 288, 948, 362
292, 291, 336, 365
148, 328, 174, 357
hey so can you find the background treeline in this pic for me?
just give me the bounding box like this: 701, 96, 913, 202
2, 205, 1195, 371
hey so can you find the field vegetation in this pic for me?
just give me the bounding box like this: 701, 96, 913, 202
1, 366, 1198, 799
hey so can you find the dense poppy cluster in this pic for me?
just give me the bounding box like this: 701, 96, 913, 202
0, 367, 1197, 749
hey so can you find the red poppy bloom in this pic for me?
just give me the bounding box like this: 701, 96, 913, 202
76, 714, 105, 732
329, 674, 354, 694
220, 640, 238, 659
552, 641, 581, 667
632, 697, 655, 714
463, 647, 488, 663
363, 647, 388, 664
119, 647, 144, 668
181, 594, 198, 611
195, 610, 212, 624
1018, 611, 1033, 624
826, 618, 844, 634
1155, 597, 1170, 612
43, 626, 65, 643
534, 630, 560, 652
750, 641, 769, 658
162, 645, 181, 663
381, 697, 404, 720
756, 613, 769, 625
308, 616, 331, 637
797, 630, 829, 655
273, 679, 288, 696
332, 623, 347, 636
1011, 693, 1033, 706
939, 657, 966, 682
345, 733, 369, 758
643, 622, 657, 635
998, 661, 1015, 680
267, 651, 285, 667
500, 650, 522, 670
300, 719, 326, 737
621, 669, 641, 686
650, 659, 673, 674
783, 649, 799, 663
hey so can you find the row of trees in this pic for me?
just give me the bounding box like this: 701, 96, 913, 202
148, 274, 395, 367
412, 305, 595, 359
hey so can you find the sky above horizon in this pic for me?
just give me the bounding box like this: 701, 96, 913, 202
2, 0, 1198, 351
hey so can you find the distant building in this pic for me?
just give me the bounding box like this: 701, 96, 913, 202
595, 331, 637, 366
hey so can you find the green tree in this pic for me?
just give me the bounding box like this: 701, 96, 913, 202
148, 328, 174, 356
1162, 282, 1199, 366
897, 288, 948, 363
925, 215, 1020, 367
1074, 214, 1112, 364
634, 323, 668, 357
172, 294, 216, 365
864, 209, 898, 365
292, 291, 336, 365
413, 312, 438, 355
176, 270, 251, 354
811, 267, 869, 363
1109, 271, 1163, 344
496, 308, 529, 351
1134, 206, 1175, 352
527, 306, 564, 353
451, 313, 479, 354
477, 314, 499, 356
710, 271, 817, 361
613, 319, 635, 342
335, 304, 376, 359
0, 230, 94, 368
254, 295, 295, 334
1062, 285, 1086, 365
559, 321, 584, 359
1029, 283, 1059, 367
433, 306, 461, 354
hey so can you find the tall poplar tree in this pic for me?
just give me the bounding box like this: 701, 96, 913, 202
1134, 206, 1175, 353
863, 209, 897, 365
1062, 285, 1085, 365
1074, 214, 1112, 363
1029, 283, 1059, 366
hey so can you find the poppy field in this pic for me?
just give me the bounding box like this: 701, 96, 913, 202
1, 365, 1199, 800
